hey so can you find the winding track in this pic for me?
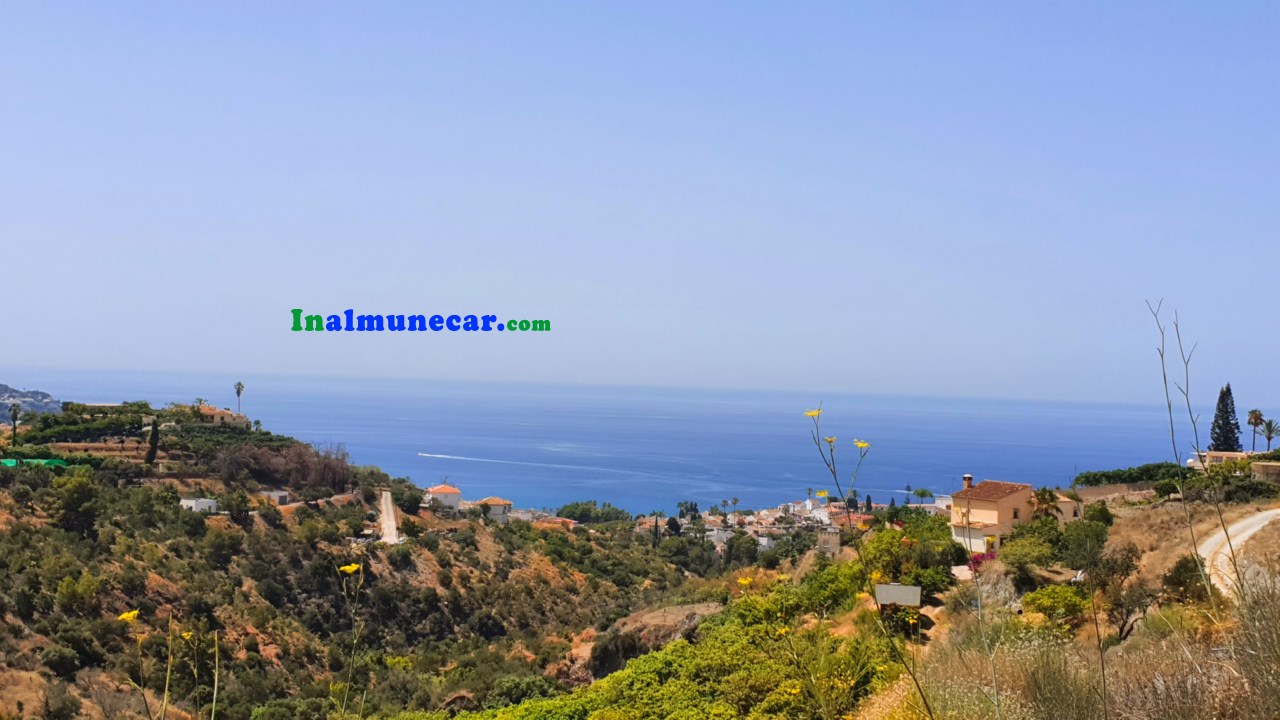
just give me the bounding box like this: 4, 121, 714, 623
1195, 508, 1280, 593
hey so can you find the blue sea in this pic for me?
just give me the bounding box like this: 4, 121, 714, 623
5, 371, 1197, 515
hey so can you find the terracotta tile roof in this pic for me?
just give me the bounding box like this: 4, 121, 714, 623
426, 483, 461, 494
475, 496, 513, 506
952, 480, 1031, 502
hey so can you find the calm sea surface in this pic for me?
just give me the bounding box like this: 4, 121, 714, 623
7, 371, 1197, 514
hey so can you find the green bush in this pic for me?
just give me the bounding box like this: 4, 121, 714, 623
40, 645, 81, 679
1162, 555, 1212, 603
1022, 585, 1087, 624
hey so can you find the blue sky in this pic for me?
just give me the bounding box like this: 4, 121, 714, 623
2, 3, 1277, 406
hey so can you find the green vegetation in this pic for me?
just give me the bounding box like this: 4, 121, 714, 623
1209, 382, 1243, 452
1071, 462, 1182, 487
556, 500, 632, 524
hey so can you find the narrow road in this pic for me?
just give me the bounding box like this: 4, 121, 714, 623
1196, 508, 1280, 594
379, 489, 401, 544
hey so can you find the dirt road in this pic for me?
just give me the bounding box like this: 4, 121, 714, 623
379, 489, 401, 544
1196, 508, 1280, 593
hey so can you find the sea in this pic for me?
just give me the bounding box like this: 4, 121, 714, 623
4, 370, 1198, 515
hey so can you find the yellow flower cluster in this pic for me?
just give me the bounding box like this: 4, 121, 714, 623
737, 576, 753, 588
803, 409, 822, 418
853, 439, 870, 449
117, 609, 139, 624
338, 563, 361, 575
815, 490, 829, 498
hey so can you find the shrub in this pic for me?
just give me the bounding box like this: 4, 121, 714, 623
1022, 584, 1087, 624
999, 537, 1055, 572
40, 645, 81, 679
902, 566, 953, 597
1061, 520, 1109, 571
1162, 555, 1212, 603
1083, 501, 1114, 526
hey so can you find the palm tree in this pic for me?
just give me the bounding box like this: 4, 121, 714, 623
1029, 487, 1063, 520
1263, 419, 1280, 452
1248, 409, 1265, 452
913, 488, 934, 506
234, 382, 245, 413
8, 403, 19, 444
731, 497, 740, 526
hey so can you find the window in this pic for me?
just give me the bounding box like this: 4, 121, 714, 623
1012, 508, 1020, 520
1073, 507, 1080, 518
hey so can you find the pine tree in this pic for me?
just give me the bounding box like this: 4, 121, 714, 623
1209, 383, 1243, 452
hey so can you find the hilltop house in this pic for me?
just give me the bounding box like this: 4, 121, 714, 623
197, 405, 251, 429
424, 483, 463, 510
474, 496, 513, 524
949, 474, 1081, 553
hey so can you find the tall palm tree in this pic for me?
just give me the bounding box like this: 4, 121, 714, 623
1248, 409, 1265, 452
8, 403, 19, 444
913, 488, 934, 506
1263, 419, 1280, 452
234, 382, 245, 413
731, 497, 740, 525
1029, 487, 1062, 520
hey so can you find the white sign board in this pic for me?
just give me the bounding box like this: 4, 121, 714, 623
874, 583, 922, 607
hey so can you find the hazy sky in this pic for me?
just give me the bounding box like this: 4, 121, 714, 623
3, 4, 1277, 406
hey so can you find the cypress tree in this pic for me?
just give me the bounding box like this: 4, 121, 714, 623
864, 494, 873, 513
1209, 383, 1243, 452
144, 421, 160, 465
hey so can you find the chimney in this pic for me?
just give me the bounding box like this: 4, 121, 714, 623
962, 474, 973, 490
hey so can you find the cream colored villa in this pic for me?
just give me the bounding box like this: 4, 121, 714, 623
949, 474, 1081, 553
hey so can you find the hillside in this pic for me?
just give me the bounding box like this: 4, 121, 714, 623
0, 384, 62, 416
0, 399, 845, 719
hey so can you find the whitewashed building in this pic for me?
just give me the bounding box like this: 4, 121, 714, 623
180, 498, 219, 514
424, 483, 463, 510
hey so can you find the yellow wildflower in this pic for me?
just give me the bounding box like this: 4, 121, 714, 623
338, 563, 361, 575
789, 686, 801, 696
776, 626, 790, 636
737, 576, 753, 588
815, 490, 829, 498
181, 631, 194, 641
853, 439, 870, 449
823, 436, 836, 445
117, 609, 140, 624
803, 409, 821, 418
776, 573, 791, 582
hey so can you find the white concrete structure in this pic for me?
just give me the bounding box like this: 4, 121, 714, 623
261, 490, 290, 504
180, 498, 219, 514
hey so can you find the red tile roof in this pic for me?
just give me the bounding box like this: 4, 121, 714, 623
426, 483, 461, 494
951, 480, 1031, 502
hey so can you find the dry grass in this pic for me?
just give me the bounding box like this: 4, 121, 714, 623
873, 565, 1280, 720
1108, 499, 1280, 583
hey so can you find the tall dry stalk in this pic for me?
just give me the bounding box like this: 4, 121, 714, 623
957, 498, 1003, 720
1146, 301, 1218, 603
806, 407, 936, 720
